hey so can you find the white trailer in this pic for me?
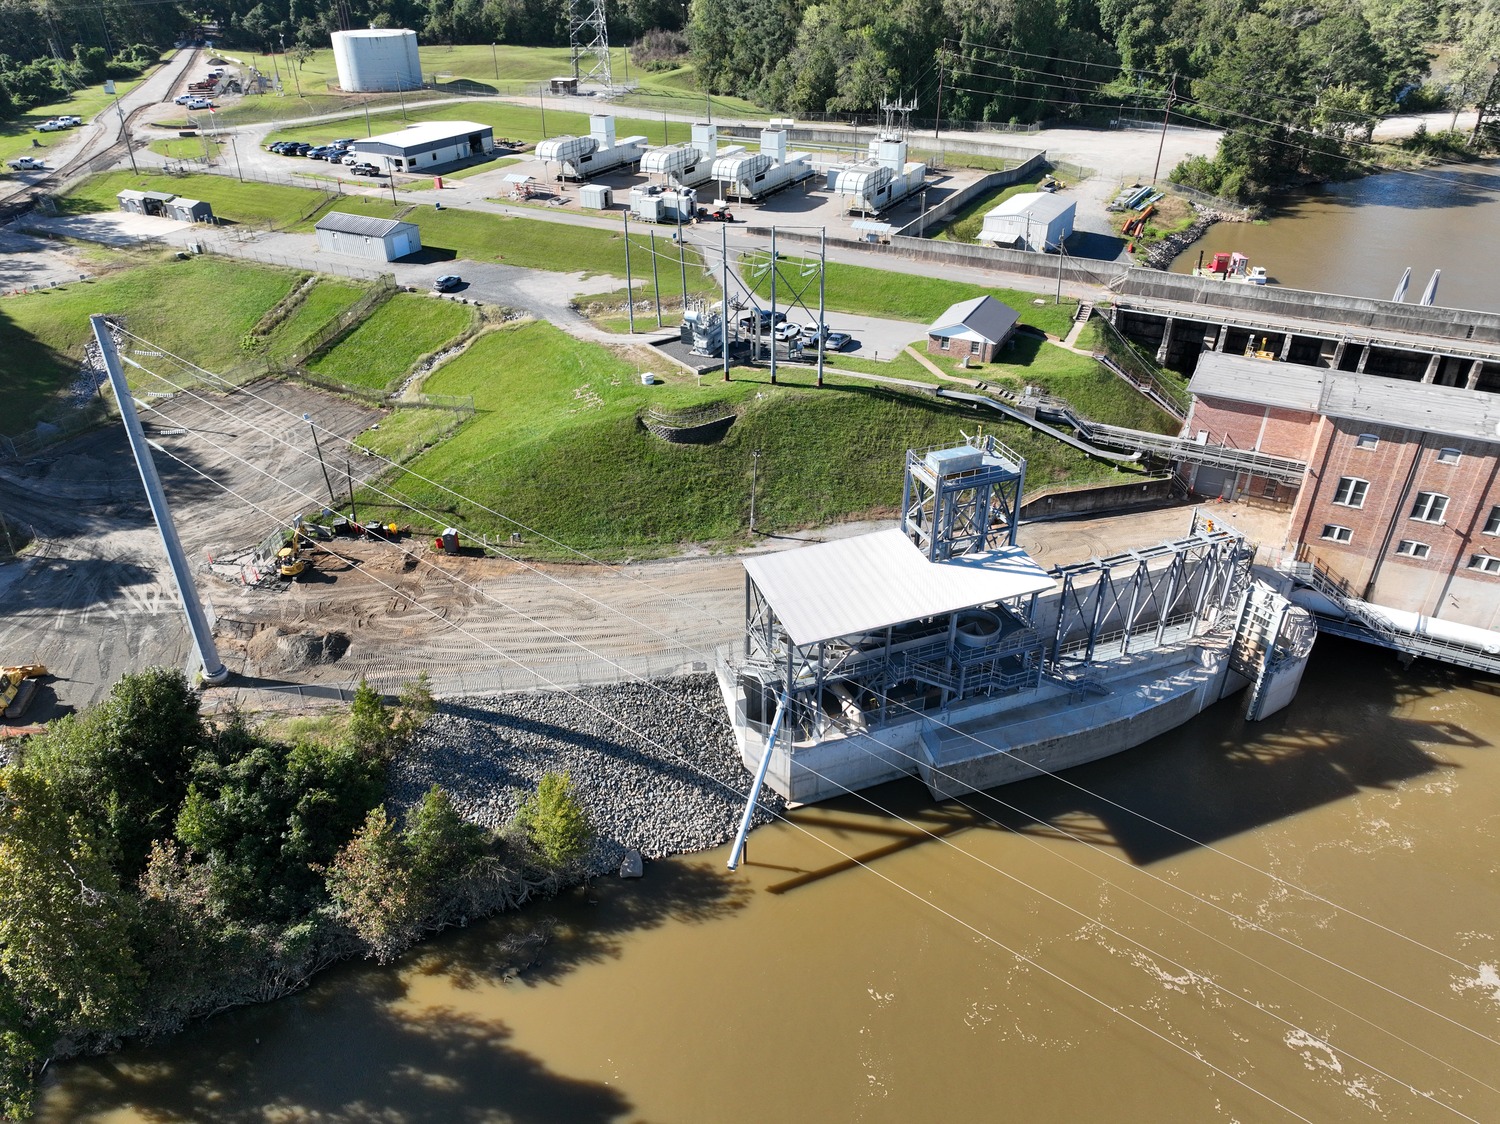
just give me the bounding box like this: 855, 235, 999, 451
711, 128, 814, 203
535, 114, 648, 181
835, 134, 927, 215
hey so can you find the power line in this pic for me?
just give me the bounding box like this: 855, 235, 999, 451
118, 337, 1500, 1075
120, 328, 1499, 999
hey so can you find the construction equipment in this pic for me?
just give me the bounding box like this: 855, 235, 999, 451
2, 665, 47, 720
276, 519, 314, 579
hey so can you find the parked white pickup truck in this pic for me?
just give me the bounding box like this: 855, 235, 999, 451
6, 157, 45, 170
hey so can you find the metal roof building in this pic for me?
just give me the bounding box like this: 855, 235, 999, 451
979, 191, 1076, 252
926, 295, 1020, 362
348, 120, 496, 173
742, 528, 1053, 649
314, 211, 421, 261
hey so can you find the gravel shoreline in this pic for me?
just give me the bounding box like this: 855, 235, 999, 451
388, 673, 783, 875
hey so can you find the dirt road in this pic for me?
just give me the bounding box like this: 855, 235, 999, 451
0, 362, 1292, 724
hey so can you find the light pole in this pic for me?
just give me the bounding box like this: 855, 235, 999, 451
491, 42, 499, 81
539, 84, 547, 137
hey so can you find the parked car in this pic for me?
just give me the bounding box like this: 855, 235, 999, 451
331, 137, 354, 147
349, 162, 382, 177
736, 308, 785, 333
6, 157, 44, 170
175, 94, 197, 105
432, 274, 462, 293
186, 98, 215, 110
287, 143, 311, 156
267, 141, 291, 153
338, 153, 361, 165
306, 146, 334, 160
824, 331, 853, 351
56, 115, 81, 126
773, 321, 803, 342
36, 120, 63, 132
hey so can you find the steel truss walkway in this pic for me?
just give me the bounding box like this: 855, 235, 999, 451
1278, 556, 1500, 676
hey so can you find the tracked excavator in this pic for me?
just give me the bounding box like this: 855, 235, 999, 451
1, 665, 46, 720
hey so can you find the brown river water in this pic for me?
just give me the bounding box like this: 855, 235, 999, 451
32, 636, 1500, 1122
1171, 161, 1500, 314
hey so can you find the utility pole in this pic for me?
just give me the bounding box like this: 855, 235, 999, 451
1055, 238, 1064, 303
397, 75, 408, 122
346, 458, 358, 523
816, 227, 826, 387
934, 57, 943, 140
363, 99, 372, 137
91, 316, 227, 684
304, 413, 337, 507
769, 227, 777, 385
650, 229, 662, 326
539, 85, 547, 137
623, 211, 636, 334
1152, 72, 1177, 184
108, 80, 138, 175
491, 42, 499, 81
676, 206, 688, 317
722, 222, 731, 381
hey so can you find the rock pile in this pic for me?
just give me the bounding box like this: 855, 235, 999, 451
389, 674, 783, 876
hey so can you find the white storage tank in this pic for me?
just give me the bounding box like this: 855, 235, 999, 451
332, 29, 422, 93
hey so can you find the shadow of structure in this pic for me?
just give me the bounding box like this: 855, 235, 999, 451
41, 862, 749, 1123
765, 634, 1482, 884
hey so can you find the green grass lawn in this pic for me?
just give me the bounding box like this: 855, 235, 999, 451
0, 71, 152, 167
933, 173, 1048, 243
307, 294, 475, 392
62, 170, 334, 229
262, 279, 369, 363
350, 318, 1134, 557
747, 258, 1078, 338
148, 136, 226, 161
1, 252, 300, 432
353, 405, 467, 463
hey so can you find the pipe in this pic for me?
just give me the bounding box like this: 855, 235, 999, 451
727, 692, 787, 871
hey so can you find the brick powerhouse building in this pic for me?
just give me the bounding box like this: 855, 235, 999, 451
1187, 352, 1500, 627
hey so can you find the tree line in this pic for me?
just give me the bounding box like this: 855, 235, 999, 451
0, 668, 591, 1119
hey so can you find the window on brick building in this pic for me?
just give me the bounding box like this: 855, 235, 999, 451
1395, 540, 1430, 559
970, 340, 982, 355
1469, 554, 1500, 574
1485, 506, 1500, 536
1410, 492, 1449, 523
1356, 433, 1379, 450
1321, 524, 1353, 543
938, 337, 949, 351
1333, 477, 1368, 507
1437, 448, 1462, 465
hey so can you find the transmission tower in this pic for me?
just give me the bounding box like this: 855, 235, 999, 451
569, 0, 612, 91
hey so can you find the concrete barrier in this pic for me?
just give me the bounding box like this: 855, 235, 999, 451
1019, 477, 1179, 521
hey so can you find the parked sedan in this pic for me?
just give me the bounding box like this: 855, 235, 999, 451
431, 274, 462, 293
824, 331, 853, 351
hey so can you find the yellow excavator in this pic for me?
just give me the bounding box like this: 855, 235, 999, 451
2, 665, 47, 720
276, 518, 313, 579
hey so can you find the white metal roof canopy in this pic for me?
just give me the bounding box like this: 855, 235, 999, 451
742, 527, 1054, 648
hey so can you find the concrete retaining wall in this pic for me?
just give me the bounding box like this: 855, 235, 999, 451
717, 123, 1039, 165
894, 152, 1050, 237
1019, 477, 1179, 520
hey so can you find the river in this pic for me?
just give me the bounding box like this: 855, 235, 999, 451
1170, 161, 1500, 315
31, 635, 1500, 1122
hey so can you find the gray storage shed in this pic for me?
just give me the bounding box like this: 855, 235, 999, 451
164, 197, 214, 223
314, 211, 422, 261
117, 189, 177, 216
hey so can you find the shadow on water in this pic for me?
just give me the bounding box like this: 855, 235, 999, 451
1259, 162, 1500, 213
768, 635, 1481, 879
42, 862, 748, 1123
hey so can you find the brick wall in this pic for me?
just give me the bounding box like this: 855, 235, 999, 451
1292, 421, 1500, 615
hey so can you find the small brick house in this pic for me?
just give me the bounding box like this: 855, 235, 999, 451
926, 295, 1020, 363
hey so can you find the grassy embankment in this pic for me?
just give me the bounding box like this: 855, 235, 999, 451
1, 252, 302, 428
307, 294, 475, 392
1111, 191, 1198, 260
0, 73, 150, 167
351, 318, 1158, 558
157, 45, 763, 129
